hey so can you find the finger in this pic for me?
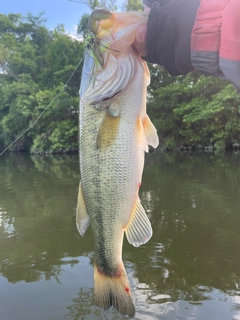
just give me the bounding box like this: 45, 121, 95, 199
134, 26, 148, 57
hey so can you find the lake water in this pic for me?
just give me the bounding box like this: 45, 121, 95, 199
0, 152, 240, 320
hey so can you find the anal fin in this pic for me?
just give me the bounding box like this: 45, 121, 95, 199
125, 198, 152, 247
76, 181, 90, 236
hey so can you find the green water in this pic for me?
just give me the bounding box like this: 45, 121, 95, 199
0, 152, 240, 320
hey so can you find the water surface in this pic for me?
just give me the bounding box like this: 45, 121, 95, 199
0, 152, 240, 320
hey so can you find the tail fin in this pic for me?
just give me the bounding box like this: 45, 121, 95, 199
94, 263, 135, 318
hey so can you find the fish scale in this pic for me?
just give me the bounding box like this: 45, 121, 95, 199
80, 107, 127, 270
76, 10, 159, 318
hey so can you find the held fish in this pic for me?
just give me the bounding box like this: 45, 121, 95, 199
76, 9, 159, 318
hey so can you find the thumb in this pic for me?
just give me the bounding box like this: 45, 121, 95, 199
133, 25, 148, 57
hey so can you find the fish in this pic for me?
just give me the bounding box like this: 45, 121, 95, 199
76, 9, 159, 318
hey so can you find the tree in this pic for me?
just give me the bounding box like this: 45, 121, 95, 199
147, 64, 240, 149
1, 2, 239, 154
0, 13, 84, 153
125, 0, 143, 11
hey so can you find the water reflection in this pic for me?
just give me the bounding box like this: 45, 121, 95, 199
1, 152, 240, 319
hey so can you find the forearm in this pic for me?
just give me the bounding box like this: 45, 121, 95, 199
138, 0, 240, 92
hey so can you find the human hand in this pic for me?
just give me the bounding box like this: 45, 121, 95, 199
133, 25, 148, 57
136, 0, 200, 75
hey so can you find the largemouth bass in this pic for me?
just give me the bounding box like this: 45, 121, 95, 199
77, 9, 159, 317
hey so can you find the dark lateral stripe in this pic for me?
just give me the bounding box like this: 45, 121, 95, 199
92, 143, 110, 272
93, 154, 118, 275
94, 179, 110, 272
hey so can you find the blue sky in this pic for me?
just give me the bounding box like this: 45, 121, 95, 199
2, 0, 90, 34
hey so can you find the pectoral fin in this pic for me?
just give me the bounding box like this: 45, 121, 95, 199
142, 115, 159, 149
137, 117, 149, 152
137, 115, 159, 152
96, 110, 120, 150
125, 198, 152, 247
76, 181, 90, 236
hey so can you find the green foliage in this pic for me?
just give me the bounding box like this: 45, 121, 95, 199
77, 13, 90, 39
125, 0, 143, 11
0, 13, 84, 153
1, 4, 239, 154
147, 64, 240, 149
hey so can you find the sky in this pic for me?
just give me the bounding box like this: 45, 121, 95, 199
1, 0, 90, 36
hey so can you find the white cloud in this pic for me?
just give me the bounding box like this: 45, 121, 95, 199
65, 25, 83, 41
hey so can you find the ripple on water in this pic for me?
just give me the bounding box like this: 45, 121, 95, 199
0, 208, 16, 238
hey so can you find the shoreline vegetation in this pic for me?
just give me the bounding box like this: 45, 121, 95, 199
1, 6, 240, 155
3, 142, 240, 155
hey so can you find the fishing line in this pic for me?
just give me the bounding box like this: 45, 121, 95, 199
0, 58, 83, 156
